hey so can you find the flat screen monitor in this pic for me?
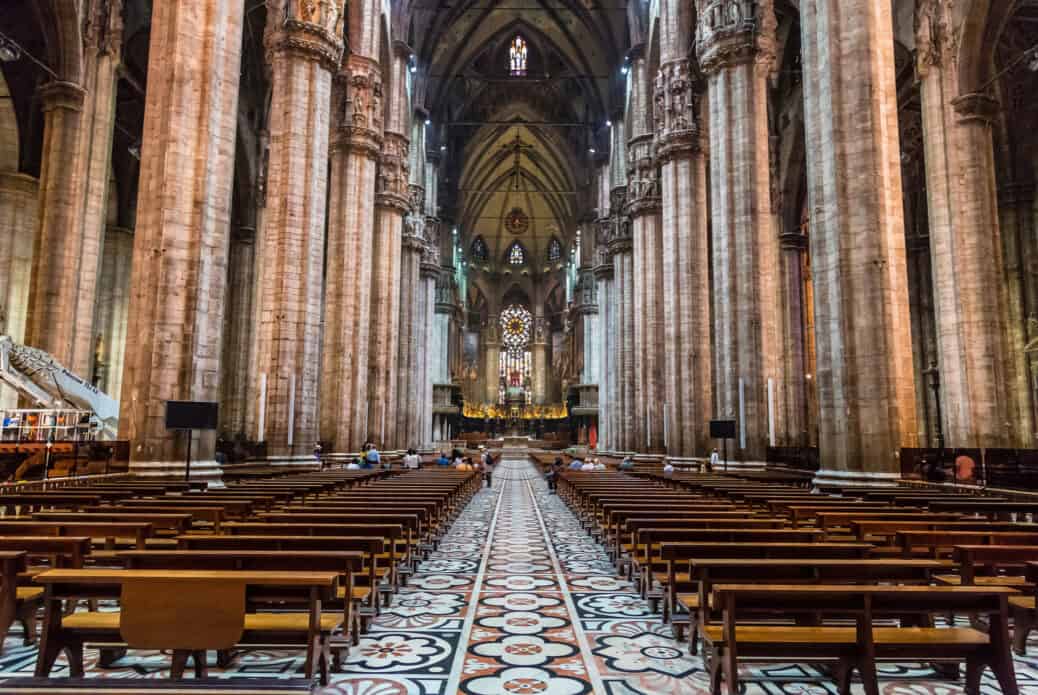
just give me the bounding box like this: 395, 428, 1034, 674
165, 401, 219, 431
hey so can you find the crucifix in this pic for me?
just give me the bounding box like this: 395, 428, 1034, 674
501, 130, 536, 192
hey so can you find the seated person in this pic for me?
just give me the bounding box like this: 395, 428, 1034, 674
437, 452, 451, 467
618, 456, 634, 471
581, 459, 596, 472
456, 458, 474, 471
346, 458, 361, 470
594, 460, 606, 471
663, 461, 675, 478
568, 458, 584, 470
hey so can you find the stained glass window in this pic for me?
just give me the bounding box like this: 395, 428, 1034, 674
471, 236, 488, 262
510, 36, 527, 76
547, 237, 562, 263
500, 305, 532, 354
508, 242, 525, 266
499, 304, 533, 403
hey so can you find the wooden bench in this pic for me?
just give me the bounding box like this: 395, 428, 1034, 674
0, 677, 314, 693
702, 584, 1018, 695
658, 542, 874, 643
33, 569, 342, 683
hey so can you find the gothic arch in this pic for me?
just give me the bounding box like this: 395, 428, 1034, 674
956, 0, 1017, 94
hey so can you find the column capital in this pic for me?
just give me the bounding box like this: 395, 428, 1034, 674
38, 81, 86, 112
696, 0, 777, 75
334, 54, 383, 145
654, 59, 703, 161
265, 0, 345, 71
625, 134, 660, 216
420, 261, 440, 280
375, 132, 411, 211
951, 92, 1000, 124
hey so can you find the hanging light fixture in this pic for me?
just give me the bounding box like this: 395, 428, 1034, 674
0, 36, 20, 63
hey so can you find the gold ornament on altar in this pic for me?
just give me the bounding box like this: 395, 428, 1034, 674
463, 402, 569, 420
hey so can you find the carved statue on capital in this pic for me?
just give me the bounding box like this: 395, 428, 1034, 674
82, 0, 123, 55
625, 138, 660, 214
337, 56, 383, 156
654, 59, 702, 159
265, 0, 345, 69
695, 0, 777, 75
377, 134, 411, 206
915, 0, 957, 78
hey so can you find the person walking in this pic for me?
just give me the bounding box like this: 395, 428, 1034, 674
483, 452, 495, 488
709, 447, 720, 472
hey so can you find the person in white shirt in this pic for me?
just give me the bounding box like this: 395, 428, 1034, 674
663, 461, 675, 478
594, 460, 606, 471
709, 447, 720, 472
403, 448, 420, 469
581, 460, 596, 472
346, 459, 360, 470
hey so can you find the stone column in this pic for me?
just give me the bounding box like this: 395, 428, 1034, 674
397, 196, 424, 447
219, 227, 256, 435
119, 0, 244, 478
251, 2, 342, 460
369, 134, 408, 447
484, 319, 500, 404
321, 55, 382, 453
25, 3, 122, 375
0, 173, 38, 408
532, 317, 548, 405
698, 0, 782, 464
655, 59, 712, 457
916, 4, 1013, 447
778, 231, 810, 446
93, 225, 133, 399
627, 134, 664, 452
593, 235, 613, 451
420, 257, 439, 446
433, 275, 453, 385
609, 192, 634, 452
800, 0, 918, 481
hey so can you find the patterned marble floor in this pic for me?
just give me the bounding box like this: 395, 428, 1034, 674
2, 453, 1038, 694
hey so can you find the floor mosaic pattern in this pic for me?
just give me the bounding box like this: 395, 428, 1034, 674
1, 453, 1038, 693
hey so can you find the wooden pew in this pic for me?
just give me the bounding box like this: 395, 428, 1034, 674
1012, 562, 1038, 655
116, 549, 365, 665
897, 530, 1038, 558
177, 535, 384, 617
0, 677, 314, 694
658, 541, 874, 645
702, 584, 1018, 695
33, 569, 342, 683
0, 521, 154, 551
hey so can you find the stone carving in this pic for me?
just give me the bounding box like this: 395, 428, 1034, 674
625, 136, 660, 214
696, 0, 776, 74
265, 0, 345, 69
82, 0, 122, 54
377, 134, 411, 208
654, 59, 701, 159
342, 57, 383, 134
915, 0, 956, 78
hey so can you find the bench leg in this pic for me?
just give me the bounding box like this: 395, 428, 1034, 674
858, 654, 879, 695
687, 620, 699, 656
723, 645, 738, 695
192, 651, 207, 679
34, 634, 63, 677
17, 600, 39, 645
64, 639, 84, 678
216, 649, 236, 669
170, 650, 188, 679
1012, 608, 1033, 656
965, 656, 983, 695
832, 659, 852, 695
705, 647, 722, 695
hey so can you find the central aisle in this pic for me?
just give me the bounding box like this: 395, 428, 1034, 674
336, 452, 698, 694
